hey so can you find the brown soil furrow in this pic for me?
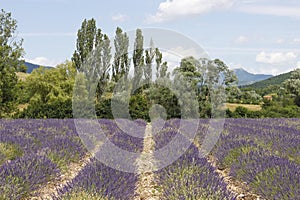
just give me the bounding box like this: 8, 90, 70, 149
29, 141, 103, 200
29, 153, 93, 200
134, 124, 161, 200
193, 140, 264, 200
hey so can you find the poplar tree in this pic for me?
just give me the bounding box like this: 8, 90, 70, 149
112, 27, 129, 82
72, 18, 101, 72
144, 39, 155, 84
132, 29, 144, 90
72, 18, 111, 100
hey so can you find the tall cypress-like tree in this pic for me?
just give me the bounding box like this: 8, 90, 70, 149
72, 18, 102, 72
0, 9, 24, 117
144, 38, 155, 84
97, 34, 111, 98
159, 61, 169, 78
132, 29, 144, 90
72, 18, 111, 100
112, 27, 129, 82
155, 48, 162, 79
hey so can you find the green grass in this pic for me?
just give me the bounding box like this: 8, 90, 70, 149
0, 143, 23, 165
61, 191, 110, 200
47, 151, 80, 173
222, 146, 257, 168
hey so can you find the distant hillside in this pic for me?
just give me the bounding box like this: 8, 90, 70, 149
24, 61, 52, 73
234, 68, 273, 86
244, 71, 293, 89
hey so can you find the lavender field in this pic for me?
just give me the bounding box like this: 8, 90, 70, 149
0, 118, 299, 200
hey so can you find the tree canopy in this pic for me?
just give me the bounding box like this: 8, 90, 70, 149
0, 9, 24, 117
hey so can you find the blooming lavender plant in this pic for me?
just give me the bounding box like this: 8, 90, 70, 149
57, 157, 138, 200
0, 154, 60, 199
211, 118, 300, 200
154, 144, 236, 199
230, 152, 300, 199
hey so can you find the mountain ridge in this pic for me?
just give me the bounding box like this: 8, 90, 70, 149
233, 68, 273, 86
24, 61, 53, 73
242, 71, 293, 89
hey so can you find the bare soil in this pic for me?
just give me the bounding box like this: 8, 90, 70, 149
134, 124, 161, 200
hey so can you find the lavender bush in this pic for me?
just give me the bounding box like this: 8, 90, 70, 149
0, 154, 60, 199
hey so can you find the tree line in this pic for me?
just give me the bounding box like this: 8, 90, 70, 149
1, 9, 299, 119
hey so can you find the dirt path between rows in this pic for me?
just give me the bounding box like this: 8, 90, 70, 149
134, 124, 161, 200
192, 139, 263, 200
29, 153, 93, 200
207, 155, 264, 200
29, 140, 103, 200
29, 122, 264, 200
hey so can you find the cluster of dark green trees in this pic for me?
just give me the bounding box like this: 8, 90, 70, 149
1, 9, 299, 119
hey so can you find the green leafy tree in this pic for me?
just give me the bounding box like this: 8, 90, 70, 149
226, 86, 242, 103
284, 68, 300, 106
241, 90, 262, 104
0, 9, 24, 117
72, 18, 111, 100
155, 48, 163, 78
148, 85, 181, 119
233, 106, 249, 118
95, 97, 114, 119
112, 27, 129, 82
144, 39, 155, 84
159, 61, 169, 79
18, 61, 75, 118
173, 57, 236, 118
132, 29, 144, 91
72, 18, 102, 71
129, 94, 150, 120
72, 72, 95, 118
96, 34, 111, 100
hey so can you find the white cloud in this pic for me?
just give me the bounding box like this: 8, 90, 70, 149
147, 0, 234, 23
293, 38, 300, 44
234, 36, 249, 44
167, 46, 207, 58
157, 46, 208, 75
297, 61, 300, 68
27, 57, 61, 67
112, 14, 128, 22
249, 64, 291, 75
256, 51, 297, 64
276, 38, 285, 44
228, 63, 244, 70
148, 1, 300, 23
237, 5, 300, 19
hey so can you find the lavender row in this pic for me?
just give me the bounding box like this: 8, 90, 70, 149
0, 119, 89, 199
100, 119, 146, 153
212, 118, 300, 164
152, 120, 236, 199
230, 152, 300, 199
210, 118, 300, 199
154, 143, 236, 199
0, 119, 87, 165
56, 157, 138, 200
0, 153, 60, 199
54, 119, 146, 199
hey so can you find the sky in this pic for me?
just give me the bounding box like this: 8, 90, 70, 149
2, 0, 300, 75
